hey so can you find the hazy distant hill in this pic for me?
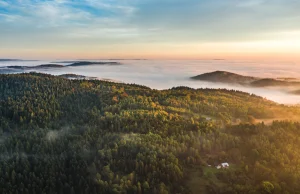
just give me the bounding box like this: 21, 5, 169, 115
250, 78, 300, 87
0, 59, 22, 61
4, 61, 121, 71
191, 71, 300, 88
7, 64, 64, 70
0, 59, 38, 62
191, 71, 258, 85
52, 61, 121, 66
35, 64, 65, 68
66, 61, 120, 66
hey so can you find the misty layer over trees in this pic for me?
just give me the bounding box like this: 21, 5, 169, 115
1, 73, 300, 194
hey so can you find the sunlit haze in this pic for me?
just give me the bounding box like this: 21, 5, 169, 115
0, 0, 300, 60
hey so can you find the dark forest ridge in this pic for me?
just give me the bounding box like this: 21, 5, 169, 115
58, 73, 98, 80
191, 70, 300, 87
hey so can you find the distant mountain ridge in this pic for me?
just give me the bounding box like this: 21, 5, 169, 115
66, 61, 120, 66
3, 61, 122, 71
0, 59, 38, 62
191, 71, 300, 87
7, 64, 65, 69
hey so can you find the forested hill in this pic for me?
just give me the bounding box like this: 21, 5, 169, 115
1, 73, 300, 194
191, 71, 300, 88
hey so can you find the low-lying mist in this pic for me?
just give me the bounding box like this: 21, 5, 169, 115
1, 59, 300, 104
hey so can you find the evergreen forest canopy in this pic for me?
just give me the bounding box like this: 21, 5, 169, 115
1, 73, 300, 194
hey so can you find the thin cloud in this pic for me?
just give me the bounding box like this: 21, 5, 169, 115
236, 0, 266, 7
0, 0, 299, 58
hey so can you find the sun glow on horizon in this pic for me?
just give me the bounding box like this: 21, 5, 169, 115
0, 0, 299, 60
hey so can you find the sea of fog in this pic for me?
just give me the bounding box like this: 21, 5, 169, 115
1, 59, 300, 104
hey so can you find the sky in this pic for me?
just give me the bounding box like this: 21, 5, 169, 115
0, 0, 300, 60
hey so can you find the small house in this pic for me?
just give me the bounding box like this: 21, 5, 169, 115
216, 162, 229, 169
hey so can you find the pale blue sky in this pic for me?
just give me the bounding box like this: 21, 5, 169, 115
0, 0, 299, 59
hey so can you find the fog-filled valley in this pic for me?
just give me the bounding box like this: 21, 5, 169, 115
1, 59, 300, 104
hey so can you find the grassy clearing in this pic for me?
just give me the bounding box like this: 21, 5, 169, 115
186, 164, 239, 194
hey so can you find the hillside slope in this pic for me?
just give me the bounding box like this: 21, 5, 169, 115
0, 73, 300, 194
